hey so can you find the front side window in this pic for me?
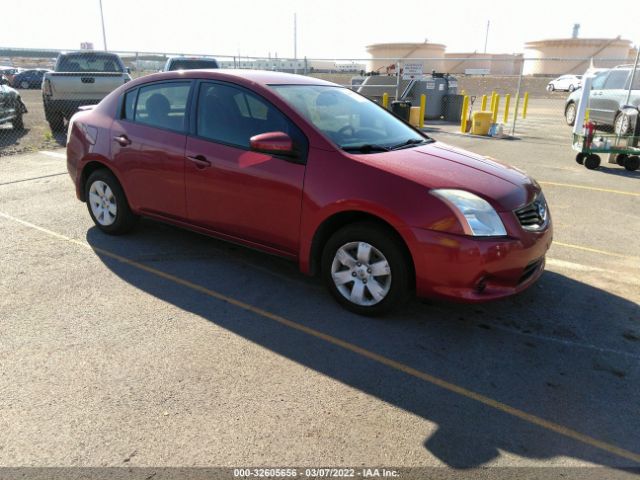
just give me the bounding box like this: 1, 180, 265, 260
271, 85, 428, 151
196, 82, 297, 149
591, 71, 609, 90
133, 82, 191, 132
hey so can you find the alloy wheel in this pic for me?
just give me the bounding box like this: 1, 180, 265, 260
331, 241, 392, 306
89, 180, 117, 226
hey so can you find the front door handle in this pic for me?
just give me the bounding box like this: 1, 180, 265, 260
113, 134, 131, 146
187, 154, 212, 169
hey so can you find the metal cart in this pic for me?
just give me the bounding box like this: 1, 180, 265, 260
572, 132, 640, 171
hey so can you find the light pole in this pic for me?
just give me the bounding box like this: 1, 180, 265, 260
99, 0, 108, 50
483, 20, 490, 54
293, 13, 298, 74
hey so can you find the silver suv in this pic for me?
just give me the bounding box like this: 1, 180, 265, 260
564, 66, 640, 133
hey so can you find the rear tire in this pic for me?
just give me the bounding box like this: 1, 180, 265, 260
85, 169, 138, 235
616, 154, 628, 166
614, 112, 630, 135
575, 152, 585, 165
44, 105, 65, 132
321, 222, 411, 316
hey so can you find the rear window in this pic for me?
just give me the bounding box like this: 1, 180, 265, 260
57, 54, 123, 73
168, 59, 219, 70
133, 82, 191, 132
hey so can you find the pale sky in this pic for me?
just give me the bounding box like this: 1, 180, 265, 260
2, 0, 638, 59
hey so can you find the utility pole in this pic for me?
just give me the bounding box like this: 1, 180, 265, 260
99, 0, 108, 50
484, 20, 490, 54
293, 13, 298, 74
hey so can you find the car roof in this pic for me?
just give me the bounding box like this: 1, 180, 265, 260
129, 69, 338, 87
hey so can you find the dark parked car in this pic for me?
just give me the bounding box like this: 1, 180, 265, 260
0, 76, 27, 130
161, 56, 219, 71
12, 69, 51, 89
67, 70, 552, 315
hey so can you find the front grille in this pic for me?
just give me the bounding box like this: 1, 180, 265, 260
519, 258, 543, 284
515, 193, 548, 230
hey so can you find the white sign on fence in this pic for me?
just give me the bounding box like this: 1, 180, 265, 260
402, 63, 424, 80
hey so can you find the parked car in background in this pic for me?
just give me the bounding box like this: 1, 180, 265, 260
564, 66, 640, 133
0, 76, 27, 130
0, 67, 23, 85
547, 74, 582, 92
12, 69, 51, 89
42, 51, 130, 131
66, 70, 552, 315
161, 56, 219, 71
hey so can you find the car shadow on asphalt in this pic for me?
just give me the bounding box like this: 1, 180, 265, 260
86, 220, 640, 471
592, 165, 640, 179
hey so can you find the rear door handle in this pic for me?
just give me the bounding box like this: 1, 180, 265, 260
113, 134, 131, 146
187, 154, 212, 169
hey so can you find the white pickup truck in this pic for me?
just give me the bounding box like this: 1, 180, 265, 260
42, 51, 131, 131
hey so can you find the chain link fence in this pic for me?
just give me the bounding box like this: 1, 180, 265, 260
1, 47, 637, 156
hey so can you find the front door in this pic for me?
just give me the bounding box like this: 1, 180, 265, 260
184, 81, 307, 255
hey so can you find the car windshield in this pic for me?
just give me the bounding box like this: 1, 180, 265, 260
270, 85, 430, 152
169, 59, 219, 70
58, 54, 123, 73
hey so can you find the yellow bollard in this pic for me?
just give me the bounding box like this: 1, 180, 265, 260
492, 94, 500, 123
460, 95, 470, 133
382, 92, 389, 109
461, 89, 466, 96
522, 92, 529, 119
503, 94, 511, 123
419, 94, 426, 129
480, 94, 487, 111
490, 91, 497, 110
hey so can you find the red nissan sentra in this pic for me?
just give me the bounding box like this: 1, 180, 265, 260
67, 70, 552, 315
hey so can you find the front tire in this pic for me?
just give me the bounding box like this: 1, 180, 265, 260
568, 84, 575, 92
85, 169, 138, 235
321, 222, 411, 316
565, 102, 577, 126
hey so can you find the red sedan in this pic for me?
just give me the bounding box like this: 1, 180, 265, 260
67, 70, 552, 315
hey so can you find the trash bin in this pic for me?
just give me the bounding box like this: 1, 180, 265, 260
443, 95, 464, 123
391, 100, 412, 122
471, 111, 492, 135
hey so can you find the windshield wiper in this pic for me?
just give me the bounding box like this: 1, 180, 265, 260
389, 138, 432, 150
342, 144, 390, 153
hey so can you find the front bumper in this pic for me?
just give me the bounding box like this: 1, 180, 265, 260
403, 221, 553, 302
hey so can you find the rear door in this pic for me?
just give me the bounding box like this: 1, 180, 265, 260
592, 69, 629, 125
184, 81, 307, 254
110, 80, 193, 219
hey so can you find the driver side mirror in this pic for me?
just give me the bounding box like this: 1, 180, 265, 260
249, 131, 296, 157
0, 77, 8, 86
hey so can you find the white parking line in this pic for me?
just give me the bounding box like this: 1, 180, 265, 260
39, 151, 66, 159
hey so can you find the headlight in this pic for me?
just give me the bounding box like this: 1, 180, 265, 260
431, 189, 507, 237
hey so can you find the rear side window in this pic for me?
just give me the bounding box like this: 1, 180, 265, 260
123, 90, 136, 120
134, 82, 191, 132
603, 70, 629, 90
196, 82, 298, 149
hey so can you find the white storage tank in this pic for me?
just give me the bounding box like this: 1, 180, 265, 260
523, 38, 633, 75
366, 42, 446, 74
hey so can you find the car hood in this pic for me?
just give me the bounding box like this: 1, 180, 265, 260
352, 141, 537, 211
